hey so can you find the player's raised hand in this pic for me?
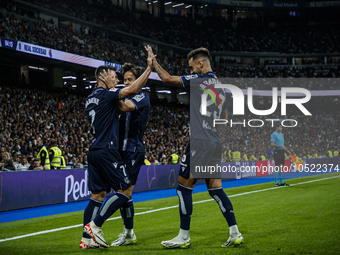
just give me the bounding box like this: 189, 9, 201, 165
99, 69, 116, 89
145, 45, 156, 68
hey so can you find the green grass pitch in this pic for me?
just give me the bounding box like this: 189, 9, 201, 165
1, 173, 340, 255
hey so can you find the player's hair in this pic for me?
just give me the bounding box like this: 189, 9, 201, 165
275, 123, 282, 128
95, 65, 117, 82
120, 63, 143, 79
187, 47, 211, 62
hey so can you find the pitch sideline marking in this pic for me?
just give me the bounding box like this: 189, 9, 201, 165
0, 175, 338, 243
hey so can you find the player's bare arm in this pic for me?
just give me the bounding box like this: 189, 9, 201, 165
118, 100, 136, 112
120, 45, 155, 99
149, 47, 182, 87
152, 59, 182, 86
99, 45, 155, 100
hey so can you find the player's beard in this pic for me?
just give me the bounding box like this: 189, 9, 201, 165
192, 67, 202, 75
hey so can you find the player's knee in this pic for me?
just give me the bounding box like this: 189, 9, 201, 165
91, 191, 106, 202
118, 188, 132, 198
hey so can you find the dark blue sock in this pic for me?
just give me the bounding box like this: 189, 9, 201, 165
177, 184, 193, 230
93, 192, 130, 227
83, 198, 102, 238
120, 199, 134, 230
209, 188, 237, 227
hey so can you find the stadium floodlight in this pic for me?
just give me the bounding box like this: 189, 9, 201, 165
142, 87, 150, 90
28, 66, 38, 69
185, 5, 192, 8
89, 81, 97, 84
164, 1, 172, 5
63, 76, 77, 79
179, 92, 187, 95
153, 0, 158, 3
172, 3, 184, 7
83, 78, 86, 81
72, 85, 77, 88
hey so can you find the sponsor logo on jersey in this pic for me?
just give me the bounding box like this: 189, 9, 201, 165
132, 93, 145, 102
184, 74, 198, 80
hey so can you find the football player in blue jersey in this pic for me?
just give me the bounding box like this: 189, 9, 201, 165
110, 63, 151, 246
150, 47, 244, 248
80, 46, 155, 249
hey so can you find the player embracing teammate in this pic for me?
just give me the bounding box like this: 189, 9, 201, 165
80, 46, 153, 249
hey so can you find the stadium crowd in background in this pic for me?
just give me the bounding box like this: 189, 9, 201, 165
0, 83, 339, 172
0, 84, 191, 171
21, 0, 338, 53
1, 11, 339, 88
0, 1, 340, 172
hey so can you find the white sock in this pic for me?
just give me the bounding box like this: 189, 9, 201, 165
178, 228, 190, 240
229, 225, 239, 236
125, 228, 134, 236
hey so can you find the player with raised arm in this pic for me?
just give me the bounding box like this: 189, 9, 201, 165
79, 46, 155, 249
150, 47, 244, 248
110, 63, 151, 247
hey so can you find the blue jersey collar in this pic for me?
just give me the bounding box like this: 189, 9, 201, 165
205, 71, 216, 77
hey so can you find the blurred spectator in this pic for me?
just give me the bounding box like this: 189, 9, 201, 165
3, 159, 16, 171
17, 156, 30, 171
27, 158, 44, 170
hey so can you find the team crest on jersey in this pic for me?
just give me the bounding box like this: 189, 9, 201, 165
131, 159, 135, 166
109, 88, 118, 92
113, 162, 118, 168
124, 177, 130, 184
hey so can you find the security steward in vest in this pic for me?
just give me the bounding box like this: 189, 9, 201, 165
49, 140, 62, 169
60, 154, 67, 169
169, 150, 179, 164
232, 149, 241, 162
37, 138, 50, 170
334, 149, 339, 158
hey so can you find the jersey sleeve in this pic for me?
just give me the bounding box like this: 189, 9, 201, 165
180, 74, 199, 88
270, 133, 275, 143
106, 88, 121, 102
129, 92, 148, 110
